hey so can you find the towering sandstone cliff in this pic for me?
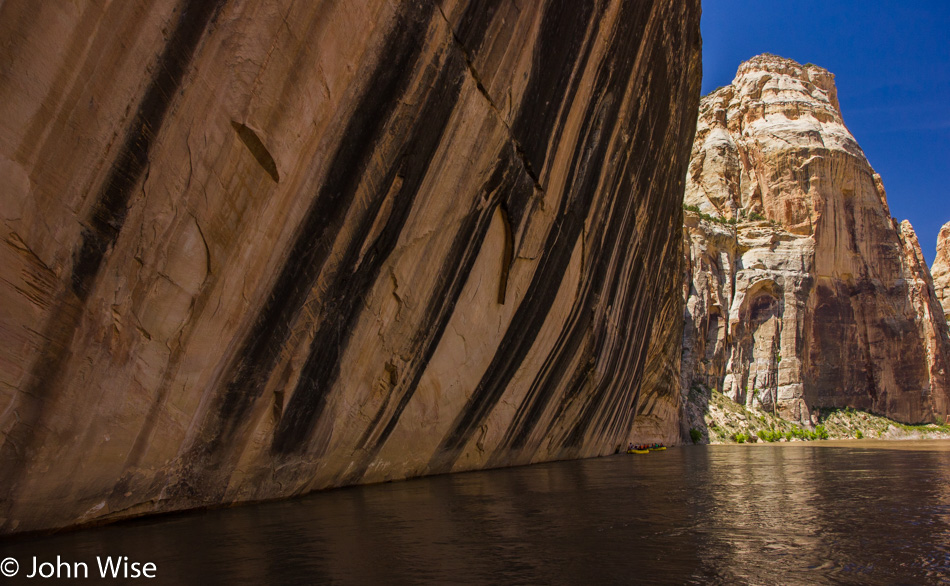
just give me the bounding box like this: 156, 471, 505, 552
934, 222, 950, 319
682, 55, 950, 426
0, 1, 701, 533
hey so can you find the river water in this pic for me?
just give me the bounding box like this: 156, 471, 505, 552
2, 441, 949, 584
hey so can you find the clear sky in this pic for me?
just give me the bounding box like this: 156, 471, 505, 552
701, 0, 950, 265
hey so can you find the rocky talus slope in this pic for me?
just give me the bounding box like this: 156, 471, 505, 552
0, 1, 701, 534
933, 222, 950, 319
681, 55, 950, 428
687, 385, 950, 445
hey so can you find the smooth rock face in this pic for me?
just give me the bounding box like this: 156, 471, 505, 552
934, 222, 950, 319
0, 1, 701, 533
682, 54, 950, 425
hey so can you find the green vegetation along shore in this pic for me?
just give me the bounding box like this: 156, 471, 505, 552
686, 384, 950, 445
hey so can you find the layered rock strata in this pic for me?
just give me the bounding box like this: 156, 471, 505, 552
682, 55, 950, 426
934, 222, 950, 319
0, 0, 701, 534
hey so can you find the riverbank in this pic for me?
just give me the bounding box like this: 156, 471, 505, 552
685, 384, 950, 444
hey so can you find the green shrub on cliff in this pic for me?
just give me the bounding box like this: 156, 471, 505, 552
690, 428, 703, 443
757, 429, 782, 442
786, 426, 805, 440
893, 421, 950, 434
683, 204, 737, 226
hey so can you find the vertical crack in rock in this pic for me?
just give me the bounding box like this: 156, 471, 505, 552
497, 203, 513, 304
435, 2, 544, 192
509, 0, 598, 186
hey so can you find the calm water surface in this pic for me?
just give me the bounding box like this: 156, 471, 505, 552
3, 441, 950, 584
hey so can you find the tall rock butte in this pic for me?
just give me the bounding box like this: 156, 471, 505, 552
933, 222, 950, 319
682, 54, 950, 425
0, 1, 701, 534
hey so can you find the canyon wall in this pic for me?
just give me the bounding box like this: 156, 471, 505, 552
934, 222, 950, 319
682, 55, 950, 425
0, 0, 701, 534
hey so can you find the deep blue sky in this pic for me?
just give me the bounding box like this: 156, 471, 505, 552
702, 0, 950, 264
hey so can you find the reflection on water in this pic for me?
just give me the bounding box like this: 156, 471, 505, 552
3, 442, 950, 584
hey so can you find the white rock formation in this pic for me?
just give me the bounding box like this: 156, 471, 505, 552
682, 54, 950, 425
933, 222, 950, 319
